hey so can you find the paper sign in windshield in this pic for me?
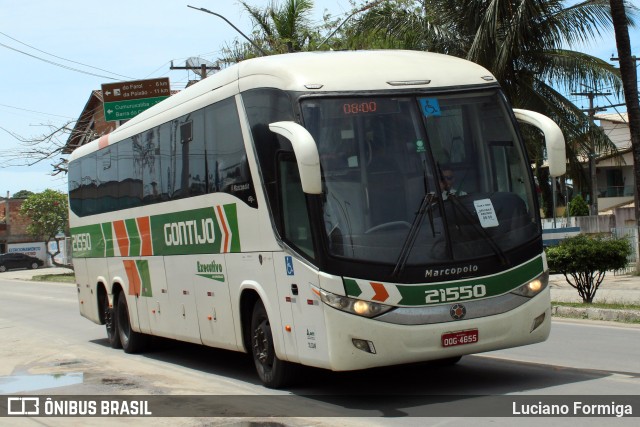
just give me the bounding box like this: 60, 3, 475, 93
473, 199, 499, 228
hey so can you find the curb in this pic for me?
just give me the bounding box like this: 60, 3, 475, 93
552, 305, 640, 323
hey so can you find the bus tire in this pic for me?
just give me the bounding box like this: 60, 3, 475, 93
116, 293, 148, 354
432, 356, 462, 366
102, 292, 121, 349
251, 300, 293, 388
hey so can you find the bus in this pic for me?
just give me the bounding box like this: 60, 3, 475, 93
68, 50, 566, 388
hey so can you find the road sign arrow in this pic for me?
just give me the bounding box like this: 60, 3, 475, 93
107, 109, 113, 114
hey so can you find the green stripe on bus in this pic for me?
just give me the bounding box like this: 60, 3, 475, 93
125, 218, 141, 257
101, 222, 114, 257
395, 256, 543, 305
223, 203, 241, 252
71, 203, 241, 258
343, 256, 544, 306
136, 260, 153, 297
343, 278, 362, 298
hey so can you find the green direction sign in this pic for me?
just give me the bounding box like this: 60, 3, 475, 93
101, 77, 171, 122
103, 96, 168, 121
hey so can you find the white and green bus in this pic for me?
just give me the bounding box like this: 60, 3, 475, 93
69, 50, 565, 388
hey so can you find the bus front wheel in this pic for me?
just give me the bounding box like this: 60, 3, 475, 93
116, 294, 148, 354
251, 300, 293, 388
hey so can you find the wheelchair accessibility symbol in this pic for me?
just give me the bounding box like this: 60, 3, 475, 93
285, 256, 295, 276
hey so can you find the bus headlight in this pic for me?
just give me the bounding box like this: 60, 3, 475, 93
511, 272, 549, 298
318, 289, 393, 318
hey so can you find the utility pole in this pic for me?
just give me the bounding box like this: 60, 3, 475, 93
170, 61, 220, 80
571, 88, 611, 215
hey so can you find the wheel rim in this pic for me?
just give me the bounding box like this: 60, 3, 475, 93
253, 319, 274, 369
104, 300, 114, 336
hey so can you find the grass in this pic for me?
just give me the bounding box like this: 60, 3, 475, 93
31, 273, 76, 283
552, 301, 640, 310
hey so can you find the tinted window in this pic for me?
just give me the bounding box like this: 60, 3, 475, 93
68, 96, 256, 217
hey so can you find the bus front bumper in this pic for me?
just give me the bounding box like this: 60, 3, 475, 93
320, 287, 551, 371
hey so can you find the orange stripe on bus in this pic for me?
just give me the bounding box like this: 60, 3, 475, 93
113, 220, 130, 257
216, 205, 230, 253
136, 216, 152, 256
98, 134, 109, 149
123, 260, 141, 296
370, 282, 390, 302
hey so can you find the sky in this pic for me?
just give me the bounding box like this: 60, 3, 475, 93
0, 0, 638, 198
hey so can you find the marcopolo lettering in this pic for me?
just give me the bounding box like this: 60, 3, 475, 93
164, 218, 216, 246
425, 264, 479, 278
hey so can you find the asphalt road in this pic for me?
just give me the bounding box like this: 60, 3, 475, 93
0, 274, 639, 426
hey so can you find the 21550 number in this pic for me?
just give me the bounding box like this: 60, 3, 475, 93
425, 284, 486, 304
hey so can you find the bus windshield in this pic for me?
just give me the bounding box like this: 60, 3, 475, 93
300, 91, 539, 266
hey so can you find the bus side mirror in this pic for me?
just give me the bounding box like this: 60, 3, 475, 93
269, 121, 322, 194
513, 109, 566, 177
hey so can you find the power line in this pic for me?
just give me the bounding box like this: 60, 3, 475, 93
0, 31, 133, 80
0, 42, 125, 81
0, 103, 75, 119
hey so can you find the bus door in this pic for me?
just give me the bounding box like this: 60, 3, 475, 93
192, 254, 237, 351
135, 257, 172, 338
164, 255, 202, 344
74, 258, 95, 321
272, 252, 327, 368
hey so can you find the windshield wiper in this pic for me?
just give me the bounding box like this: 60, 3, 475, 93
392, 191, 437, 279
392, 160, 437, 279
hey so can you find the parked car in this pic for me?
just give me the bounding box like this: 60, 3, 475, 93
0, 253, 45, 272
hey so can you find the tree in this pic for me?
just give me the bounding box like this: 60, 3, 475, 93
348, 0, 638, 216
18, 189, 71, 269
609, 0, 640, 272
0, 121, 74, 175
568, 194, 590, 216
230, 0, 317, 58
546, 234, 631, 302
11, 190, 35, 199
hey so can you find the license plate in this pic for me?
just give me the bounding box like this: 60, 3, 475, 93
441, 329, 479, 347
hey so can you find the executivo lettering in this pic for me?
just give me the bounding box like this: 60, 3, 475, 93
164, 218, 216, 246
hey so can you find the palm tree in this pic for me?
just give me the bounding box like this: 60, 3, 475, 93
240, 0, 316, 55
346, 0, 637, 216
609, 0, 640, 229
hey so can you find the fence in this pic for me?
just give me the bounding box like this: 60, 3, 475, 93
611, 227, 639, 275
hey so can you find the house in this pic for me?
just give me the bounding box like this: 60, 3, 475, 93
63, 90, 117, 154
594, 112, 634, 212
0, 194, 36, 253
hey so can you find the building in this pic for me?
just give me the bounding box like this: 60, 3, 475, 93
63, 90, 117, 154
594, 112, 634, 212
0, 194, 34, 253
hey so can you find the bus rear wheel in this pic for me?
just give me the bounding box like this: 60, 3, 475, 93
251, 300, 294, 388
101, 292, 121, 349
116, 293, 148, 354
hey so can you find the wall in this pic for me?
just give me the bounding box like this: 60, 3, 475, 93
0, 198, 36, 251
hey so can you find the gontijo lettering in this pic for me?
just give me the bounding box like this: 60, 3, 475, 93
164, 218, 216, 246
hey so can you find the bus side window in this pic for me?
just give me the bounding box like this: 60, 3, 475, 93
206, 98, 256, 206
68, 159, 82, 216
278, 155, 314, 258
118, 138, 142, 209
